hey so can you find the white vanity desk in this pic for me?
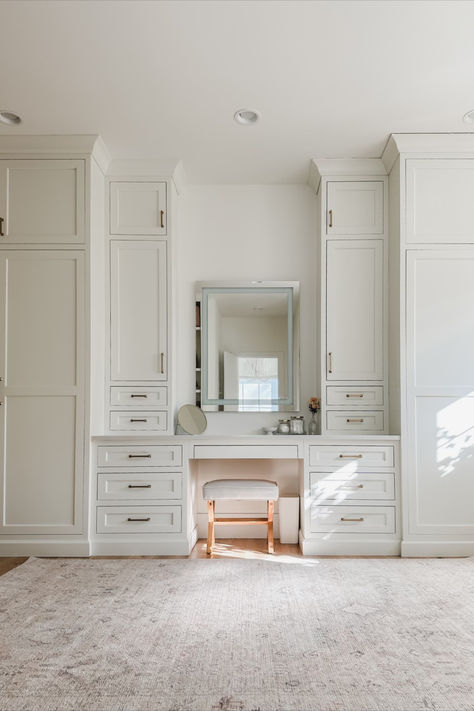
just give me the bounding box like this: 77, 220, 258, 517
92, 434, 400, 557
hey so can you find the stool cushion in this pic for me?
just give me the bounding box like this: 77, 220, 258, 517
202, 479, 279, 501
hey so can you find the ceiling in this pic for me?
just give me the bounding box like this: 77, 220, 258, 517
1, 0, 474, 183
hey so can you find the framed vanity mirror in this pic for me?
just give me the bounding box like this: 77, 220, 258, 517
196, 281, 300, 412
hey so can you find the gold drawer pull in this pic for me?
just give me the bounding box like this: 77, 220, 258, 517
340, 517, 364, 522
328, 209, 333, 228
130, 394, 148, 398
127, 517, 151, 522
128, 484, 152, 489
339, 454, 363, 459
130, 418, 148, 423
346, 393, 364, 398
160, 210, 165, 229
128, 454, 152, 459
339, 484, 364, 489
161, 352, 165, 374
0, 217, 4, 237
328, 352, 333, 374
347, 418, 364, 423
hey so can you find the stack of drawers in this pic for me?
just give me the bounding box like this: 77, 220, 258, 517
95, 444, 184, 545
109, 387, 168, 433
325, 386, 385, 434
306, 442, 398, 549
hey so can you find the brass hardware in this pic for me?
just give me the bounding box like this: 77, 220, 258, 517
339, 454, 363, 459
130, 418, 148, 423
347, 418, 364, 423
340, 517, 364, 522
128, 484, 152, 489
131, 393, 148, 398
346, 393, 363, 398
328, 352, 333, 374
128, 454, 152, 459
0, 217, 4, 237
160, 352, 165, 374
127, 517, 151, 522
328, 209, 333, 228
160, 210, 164, 229
339, 484, 364, 489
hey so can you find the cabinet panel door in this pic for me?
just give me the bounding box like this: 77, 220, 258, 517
0, 160, 84, 243
406, 160, 474, 243
326, 240, 383, 380
326, 181, 383, 235
0, 251, 84, 534
110, 181, 167, 236
110, 241, 167, 381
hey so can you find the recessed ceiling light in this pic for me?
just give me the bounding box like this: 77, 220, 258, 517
0, 111, 21, 125
463, 110, 474, 124
234, 109, 260, 125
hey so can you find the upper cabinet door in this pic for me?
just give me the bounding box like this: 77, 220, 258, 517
406, 159, 474, 244
110, 181, 167, 236
326, 240, 384, 381
110, 241, 167, 381
0, 160, 84, 243
326, 181, 384, 236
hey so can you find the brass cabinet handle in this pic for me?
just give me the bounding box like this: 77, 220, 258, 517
339, 454, 363, 459
346, 393, 364, 398
0, 217, 4, 237
328, 209, 333, 228
130, 393, 148, 398
127, 517, 151, 522
160, 210, 164, 229
339, 484, 364, 489
328, 352, 333, 374
130, 418, 148, 423
347, 418, 364, 423
160, 353, 165, 374
128, 454, 152, 459
128, 484, 152, 489
340, 517, 364, 522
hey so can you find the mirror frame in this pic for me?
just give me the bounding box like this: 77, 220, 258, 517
196, 281, 300, 412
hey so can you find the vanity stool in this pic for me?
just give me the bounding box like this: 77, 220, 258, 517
202, 479, 279, 555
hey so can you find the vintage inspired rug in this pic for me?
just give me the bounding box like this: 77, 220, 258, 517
1, 556, 474, 711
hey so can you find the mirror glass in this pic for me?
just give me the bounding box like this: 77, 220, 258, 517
177, 404, 208, 434
196, 282, 299, 412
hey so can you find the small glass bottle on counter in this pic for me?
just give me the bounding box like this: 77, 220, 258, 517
290, 416, 305, 435
278, 419, 290, 434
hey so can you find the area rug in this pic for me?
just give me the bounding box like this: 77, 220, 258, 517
1, 557, 474, 711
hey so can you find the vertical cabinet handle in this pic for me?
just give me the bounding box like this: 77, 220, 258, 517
328, 209, 333, 228
0, 217, 4, 237
160, 352, 165, 374
160, 210, 165, 229
328, 352, 333, 374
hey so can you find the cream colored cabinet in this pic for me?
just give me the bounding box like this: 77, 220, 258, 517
0, 251, 84, 534
110, 241, 167, 381
326, 181, 384, 236
0, 160, 84, 243
110, 181, 167, 236
326, 239, 383, 380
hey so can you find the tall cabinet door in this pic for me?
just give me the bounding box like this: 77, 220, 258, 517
0, 251, 84, 534
110, 241, 167, 381
326, 181, 384, 236
326, 240, 383, 380
406, 250, 474, 535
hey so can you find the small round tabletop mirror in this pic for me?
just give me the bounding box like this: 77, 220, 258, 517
176, 404, 207, 435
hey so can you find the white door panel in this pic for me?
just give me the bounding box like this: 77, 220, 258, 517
326, 181, 383, 235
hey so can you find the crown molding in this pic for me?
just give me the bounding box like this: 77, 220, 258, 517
309, 158, 387, 190
382, 133, 474, 171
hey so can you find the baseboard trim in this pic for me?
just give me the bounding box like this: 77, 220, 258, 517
0, 540, 90, 557
299, 533, 401, 556
402, 540, 474, 557
188, 525, 198, 554
90, 537, 193, 556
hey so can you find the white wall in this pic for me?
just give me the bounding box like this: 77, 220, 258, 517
176, 184, 317, 434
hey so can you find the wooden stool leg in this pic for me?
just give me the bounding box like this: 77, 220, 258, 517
207, 500, 215, 555
267, 500, 274, 554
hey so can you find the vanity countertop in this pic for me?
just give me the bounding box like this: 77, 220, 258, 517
91, 434, 401, 443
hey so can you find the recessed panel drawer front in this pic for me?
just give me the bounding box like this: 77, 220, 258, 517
326, 386, 384, 407
97, 445, 182, 468
109, 411, 167, 432
193, 445, 299, 460
310, 505, 395, 534
97, 506, 181, 534
326, 411, 384, 432
308, 446, 394, 469
310, 472, 395, 501
110, 387, 168, 409
97, 473, 182, 501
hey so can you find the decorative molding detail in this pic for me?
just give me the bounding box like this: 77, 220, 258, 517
0, 540, 90, 556
310, 158, 387, 188
401, 540, 474, 557
308, 160, 321, 193
91, 135, 111, 174
299, 533, 401, 556
90, 538, 194, 556
172, 160, 187, 195
381, 135, 400, 173
382, 132, 474, 172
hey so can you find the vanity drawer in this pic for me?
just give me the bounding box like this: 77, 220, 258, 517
308, 445, 394, 469
310, 472, 395, 501
193, 445, 299, 459
109, 411, 168, 432
97, 506, 182, 534
97, 445, 182, 468
110, 387, 168, 408
97, 472, 182, 501
326, 411, 384, 432
326, 386, 384, 406
310, 505, 395, 534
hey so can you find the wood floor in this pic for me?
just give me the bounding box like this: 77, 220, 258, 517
0, 539, 302, 577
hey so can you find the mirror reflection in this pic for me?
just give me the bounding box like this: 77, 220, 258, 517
196, 283, 299, 412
